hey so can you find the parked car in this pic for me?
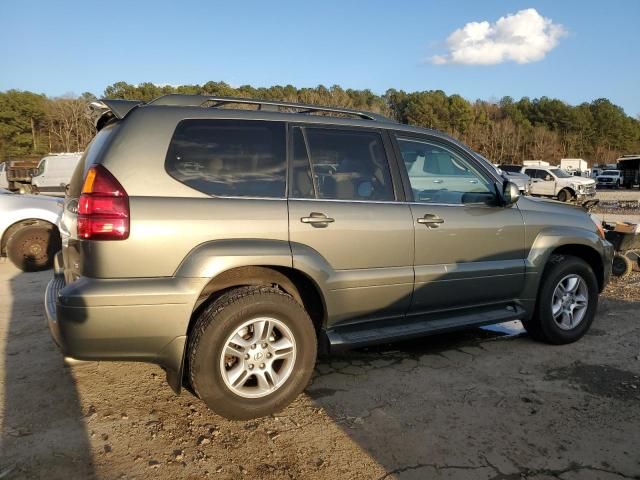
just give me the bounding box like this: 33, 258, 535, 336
0, 162, 9, 189
1, 188, 62, 271
31, 153, 83, 195
476, 159, 530, 194
46, 95, 613, 420
521, 166, 596, 202
596, 170, 623, 189
617, 155, 640, 189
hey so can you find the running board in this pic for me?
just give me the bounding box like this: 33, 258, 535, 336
326, 304, 525, 350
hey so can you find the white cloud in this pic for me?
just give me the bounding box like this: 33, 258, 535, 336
430, 8, 567, 66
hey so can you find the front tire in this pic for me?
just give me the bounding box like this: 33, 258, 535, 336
188, 286, 317, 420
6, 224, 61, 271
523, 255, 598, 344
557, 189, 573, 203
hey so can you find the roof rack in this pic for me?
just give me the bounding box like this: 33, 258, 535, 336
147, 94, 394, 122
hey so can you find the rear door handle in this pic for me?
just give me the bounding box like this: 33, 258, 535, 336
417, 214, 444, 228
301, 212, 334, 227
432, 179, 443, 184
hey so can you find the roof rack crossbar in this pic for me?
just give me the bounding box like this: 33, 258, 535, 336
147, 94, 390, 121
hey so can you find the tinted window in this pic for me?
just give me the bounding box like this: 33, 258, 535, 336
166, 120, 286, 198
499, 164, 522, 173
524, 169, 542, 179
301, 128, 394, 201
397, 137, 493, 204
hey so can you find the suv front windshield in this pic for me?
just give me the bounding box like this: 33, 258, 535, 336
602, 170, 619, 175
549, 168, 571, 178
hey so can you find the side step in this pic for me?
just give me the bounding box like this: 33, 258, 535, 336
326, 304, 525, 350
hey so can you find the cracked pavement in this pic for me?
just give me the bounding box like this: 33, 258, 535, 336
1, 262, 639, 479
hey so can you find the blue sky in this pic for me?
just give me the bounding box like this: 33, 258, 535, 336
1, 0, 639, 116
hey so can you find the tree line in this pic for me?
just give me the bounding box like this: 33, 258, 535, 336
1, 81, 639, 165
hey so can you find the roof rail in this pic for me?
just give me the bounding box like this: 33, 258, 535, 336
147, 94, 394, 122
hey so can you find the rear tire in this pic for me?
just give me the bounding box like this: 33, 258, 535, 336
612, 254, 633, 277
523, 255, 598, 344
188, 286, 317, 420
6, 224, 61, 271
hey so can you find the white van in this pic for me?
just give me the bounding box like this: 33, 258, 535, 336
31, 153, 83, 195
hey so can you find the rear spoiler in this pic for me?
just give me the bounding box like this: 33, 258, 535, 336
88, 99, 142, 131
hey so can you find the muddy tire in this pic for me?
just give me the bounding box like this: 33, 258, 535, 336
188, 286, 317, 420
523, 255, 598, 345
6, 224, 61, 272
612, 254, 633, 277
557, 189, 573, 203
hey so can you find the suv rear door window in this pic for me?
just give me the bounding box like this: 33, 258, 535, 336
291, 127, 394, 201
166, 119, 286, 198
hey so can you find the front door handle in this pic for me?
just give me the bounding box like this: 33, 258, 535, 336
416, 214, 444, 228
301, 212, 335, 228
432, 179, 443, 184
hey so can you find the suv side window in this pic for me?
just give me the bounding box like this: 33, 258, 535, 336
165, 119, 286, 198
396, 136, 494, 204
291, 127, 395, 201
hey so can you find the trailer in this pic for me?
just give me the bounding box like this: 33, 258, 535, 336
5, 157, 40, 193
560, 158, 590, 177
617, 155, 640, 189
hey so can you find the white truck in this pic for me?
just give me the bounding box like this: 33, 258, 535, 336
521, 165, 596, 202
595, 169, 623, 188
560, 158, 590, 177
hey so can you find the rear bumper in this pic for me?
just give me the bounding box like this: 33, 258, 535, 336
45, 254, 206, 391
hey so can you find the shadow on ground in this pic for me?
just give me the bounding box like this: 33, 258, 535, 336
0, 268, 94, 479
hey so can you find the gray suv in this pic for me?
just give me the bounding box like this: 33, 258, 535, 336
46, 95, 613, 420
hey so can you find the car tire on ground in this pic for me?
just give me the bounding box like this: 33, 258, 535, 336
557, 189, 573, 202
6, 224, 61, 272
188, 286, 317, 420
523, 255, 598, 345
612, 253, 634, 277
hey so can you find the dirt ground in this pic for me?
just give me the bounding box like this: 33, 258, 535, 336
1, 261, 640, 480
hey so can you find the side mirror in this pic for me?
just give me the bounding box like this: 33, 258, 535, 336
502, 181, 520, 205
545, 175, 552, 181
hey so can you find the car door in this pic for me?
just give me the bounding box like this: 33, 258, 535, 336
391, 133, 526, 315
288, 125, 414, 327
526, 168, 556, 196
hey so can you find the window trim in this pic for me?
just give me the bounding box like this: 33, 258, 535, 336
388, 131, 501, 206
286, 123, 404, 203
164, 118, 288, 199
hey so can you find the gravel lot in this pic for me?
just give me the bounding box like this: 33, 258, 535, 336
1, 259, 639, 480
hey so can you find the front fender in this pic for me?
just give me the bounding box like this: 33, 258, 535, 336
521, 226, 609, 303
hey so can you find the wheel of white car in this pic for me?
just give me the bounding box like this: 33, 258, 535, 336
6, 224, 61, 271
557, 189, 573, 203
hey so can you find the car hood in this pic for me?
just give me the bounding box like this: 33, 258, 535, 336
564, 176, 595, 185
518, 195, 590, 216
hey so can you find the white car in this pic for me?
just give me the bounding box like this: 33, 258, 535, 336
0, 188, 63, 271
521, 166, 596, 203
596, 170, 622, 189
0, 162, 8, 189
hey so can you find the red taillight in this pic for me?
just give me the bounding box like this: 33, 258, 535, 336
77, 165, 129, 240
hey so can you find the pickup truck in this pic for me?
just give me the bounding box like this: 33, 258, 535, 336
596, 170, 622, 189
522, 166, 596, 203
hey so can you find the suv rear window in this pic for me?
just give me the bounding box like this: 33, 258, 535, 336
165, 119, 286, 198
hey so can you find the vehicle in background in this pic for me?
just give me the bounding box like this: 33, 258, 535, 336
596, 170, 623, 189
523, 160, 551, 167
6, 157, 40, 193
31, 153, 83, 196
521, 166, 596, 202
498, 164, 525, 174
0, 162, 8, 189
477, 160, 531, 194
560, 158, 590, 178
617, 155, 640, 189
0, 188, 62, 271
45, 94, 613, 420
